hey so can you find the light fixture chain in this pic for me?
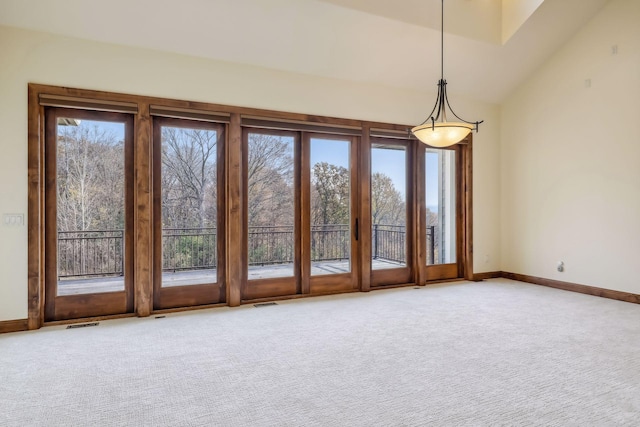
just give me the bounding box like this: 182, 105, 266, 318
441, 0, 444, 82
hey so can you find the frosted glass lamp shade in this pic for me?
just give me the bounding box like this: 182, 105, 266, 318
411, 122, 472, 147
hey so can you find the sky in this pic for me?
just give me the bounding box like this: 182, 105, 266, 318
68, 119, 124, 137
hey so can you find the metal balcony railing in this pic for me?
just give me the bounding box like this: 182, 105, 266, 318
372, 224, 435, 265
58, 230, 124, 278
57, 224, 438, 279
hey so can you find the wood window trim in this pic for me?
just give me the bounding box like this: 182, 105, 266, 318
241, 116, 361, 136
27, 83, 474, 329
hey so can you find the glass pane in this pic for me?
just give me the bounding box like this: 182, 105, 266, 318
425, 149, 456, 265
56, 118, 126, 296
247, 133, 295, 280
310, 138, 351, 275
160, 126, 218, 287
371, 144, 407, 270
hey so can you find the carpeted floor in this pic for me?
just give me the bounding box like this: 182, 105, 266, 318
1, 278, 639, 426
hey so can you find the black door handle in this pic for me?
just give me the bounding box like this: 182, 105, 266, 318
355, 218, 359, 241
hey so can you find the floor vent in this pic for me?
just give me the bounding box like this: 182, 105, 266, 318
155, 316, 166, 319
414, 287, 423, 289
254, 302, 278, 308
66, 322, 99, 329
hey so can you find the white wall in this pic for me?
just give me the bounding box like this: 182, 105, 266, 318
501, 0, 544, 43
501, 0, 640, 293
0, 25, 501, 321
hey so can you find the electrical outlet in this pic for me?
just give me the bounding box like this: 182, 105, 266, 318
557, 261, 564, 272
3, 213, 24, 227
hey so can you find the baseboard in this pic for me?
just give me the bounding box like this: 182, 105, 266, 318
472, 271, 502, 281
0, 319, 29, 334
501, 272, 640, 305
44, 313, 136, 328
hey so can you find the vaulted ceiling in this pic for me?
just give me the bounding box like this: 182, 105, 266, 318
0, 0, 610, 104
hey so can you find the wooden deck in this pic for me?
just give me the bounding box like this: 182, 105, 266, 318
57, 259, 406, 296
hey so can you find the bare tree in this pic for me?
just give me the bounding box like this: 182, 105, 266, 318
311, 162, 350, 226
371, 172, 405, 225
247, 133, 294, 226
161, 127, 218, 228
57, 123, 124, 232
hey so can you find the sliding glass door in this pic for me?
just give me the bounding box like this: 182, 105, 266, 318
241, 131, 359, 300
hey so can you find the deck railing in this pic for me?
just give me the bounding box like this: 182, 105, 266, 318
57, 224, 437, 279
58, 230, 124, 278
372, 225, 435, 265
310, 224, 350, 262
162, 227, 217, 272
249, 225, 294, 266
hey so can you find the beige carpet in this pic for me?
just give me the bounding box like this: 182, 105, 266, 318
1, 278, 639, 426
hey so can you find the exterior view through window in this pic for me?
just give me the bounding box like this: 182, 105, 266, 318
310, 138, 352, 275
425, 149, 456, 265
160, 125, 219, 287
53, 123, 457, 295
56, 118, 126, 296
247, 132, 295, 280
371, 144, 407, 270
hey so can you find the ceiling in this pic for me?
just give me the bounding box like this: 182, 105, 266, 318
0, 0, 610, 104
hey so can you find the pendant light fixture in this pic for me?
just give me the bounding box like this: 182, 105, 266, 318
411, 0, 482, 147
